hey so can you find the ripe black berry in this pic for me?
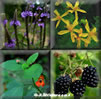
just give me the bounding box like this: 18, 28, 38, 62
70, 80, 86, 97
82, 66, 99, 87
54, 74, 72, 94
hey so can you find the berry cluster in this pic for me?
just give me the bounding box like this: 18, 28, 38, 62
54, 66, 99, 97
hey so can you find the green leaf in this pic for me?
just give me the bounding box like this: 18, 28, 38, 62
26, 88, 38, 96
24, 64, 43, 82
7, 80, 23, 89
22, 63, 29, 70
2, 87, 23, 97
2, 60, 22, 71
27, 53, 39, 65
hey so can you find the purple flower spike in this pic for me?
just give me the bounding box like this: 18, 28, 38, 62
38, 23, 44, 28
3, 19, 8, 25
40, 13, 50, 18
37, 6, 42, 10
5, 39, 16, 48
15, 20, 21, 26
30, 4, 35, 8
21, 11, 33, 18
10, 20, 21, 26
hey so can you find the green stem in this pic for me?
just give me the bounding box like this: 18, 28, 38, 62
32, 78, 43, 93
86, 53, 94, 66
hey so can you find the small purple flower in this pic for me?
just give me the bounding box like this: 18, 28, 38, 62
3, 19, 8, 25
38, 19, 42, 22
40, 13, 50, 18
36, 6, 42, 10
5, 39, 16, 48
34, 12, 38, 16
38, 23, 44, 28
24, 33, 27, 36
15, 20, 21, 26
21, 11, 33, 18
30, 4, 35, 8
10, 20, 21, 26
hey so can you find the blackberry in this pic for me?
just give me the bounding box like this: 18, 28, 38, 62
82, 66, 99, 87
54, 74, 72, 94
70, 80, 86, 97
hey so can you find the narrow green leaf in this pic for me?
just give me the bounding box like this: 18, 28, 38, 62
2, 60, 22, 71
27, 53, 39, 65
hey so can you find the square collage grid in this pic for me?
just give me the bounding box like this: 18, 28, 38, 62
0, 0, 101, 99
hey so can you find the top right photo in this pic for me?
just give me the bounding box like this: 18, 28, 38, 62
51, 0, 101, 49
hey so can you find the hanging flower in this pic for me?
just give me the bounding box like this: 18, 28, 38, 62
35, 75, 45, 87
36, 6, 42, 10
65, 1, 86, 20
58, 19, 78, 42
10, 20, 21, 26
52, 10, 67, 28
21, 11, 33, 18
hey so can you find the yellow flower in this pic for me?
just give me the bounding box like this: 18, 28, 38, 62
58, 19, 78, 42
55, 0, 63, 6
85, 19, 98, 42
74, 28, 88, 48
65, 1, 86, 20
52, 10, 67, 28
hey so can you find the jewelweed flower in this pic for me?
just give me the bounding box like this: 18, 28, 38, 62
35, 75, 45, 87
52, 10, 67, 28
36, 6, 42, 10
3, 19, 8, 25
74, 28, 88, 48
85, 19, 98, 43
21, 11, 33, 18
10, 20, 21, 26
65, 1, 86, 20
55, 0, 63, 6
58, 19, 78, 42
38, 23, 44, 28
5, 39, 16, 48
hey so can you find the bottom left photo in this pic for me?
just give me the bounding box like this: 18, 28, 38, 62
0, 50, 50, 98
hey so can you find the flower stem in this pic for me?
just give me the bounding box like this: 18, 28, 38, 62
25, 16, 30, 49
32, 78, 43, 93
40, 26, 43, 48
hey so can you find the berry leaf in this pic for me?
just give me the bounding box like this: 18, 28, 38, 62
27, 53, 39, 65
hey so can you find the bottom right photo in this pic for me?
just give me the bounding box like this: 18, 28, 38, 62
51, 50, 101, 99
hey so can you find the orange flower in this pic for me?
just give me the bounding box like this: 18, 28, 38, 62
35, 75, 45, 87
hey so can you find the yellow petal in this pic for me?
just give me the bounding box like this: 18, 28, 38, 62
91, 35, 98, 42
77, 8, 86, 13
73, 19, 78, 28
68, 10, 74, 13
77, 39, 81, 48
75, 11, 78, 21
55, 2, 59, 6
61, 11, 69, 17
92, 27, 97, 33
85, 19, 90, 32
74, 1, 79, 8
54, 10, 60, 16
81, 38, 90, 47
58, 30, 69, 35
71, 32, 77, 42
63, 20, 70, 26
81, 33, 88, 37
56, 20, 60, 28
51, 18, 58, 21
66, 1, 73, 8
73, 29, 80, 33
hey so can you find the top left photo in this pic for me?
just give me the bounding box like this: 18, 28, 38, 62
0, 0, 50, 50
